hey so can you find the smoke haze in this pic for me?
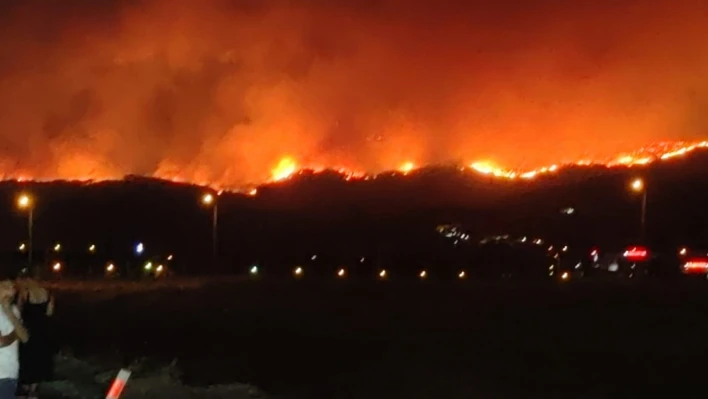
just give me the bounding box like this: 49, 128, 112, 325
1, 0, 707, 185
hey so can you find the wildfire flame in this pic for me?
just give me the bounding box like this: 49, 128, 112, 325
399, 162, 416, 174
271, 157, 298, 182
2, 141, 708, 193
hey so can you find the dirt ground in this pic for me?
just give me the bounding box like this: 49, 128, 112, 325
47, 278, 708, 398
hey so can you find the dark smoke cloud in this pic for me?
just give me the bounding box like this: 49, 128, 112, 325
1, 0, 707, 185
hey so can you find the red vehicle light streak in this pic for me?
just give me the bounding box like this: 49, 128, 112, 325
623, 246, 648, 261
683, 259, 708, 274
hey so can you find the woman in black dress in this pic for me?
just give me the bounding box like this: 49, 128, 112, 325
16, 277, 54, 399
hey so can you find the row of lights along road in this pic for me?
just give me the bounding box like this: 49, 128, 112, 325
263, 266, 470, 280
255, 266, 573, 281
45, 260, 167, 275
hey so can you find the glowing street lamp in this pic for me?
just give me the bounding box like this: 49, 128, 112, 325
202, 193, 215, 205
52, 262, 62, 272
630, 178, 644, 192
629, 177, 647, 242
53, 243, 61, 252
17, 194, 31, 209
16, 193, 33, 268
419, 270, 427, 279
201, 192, 219, 269
88, 244, 96, 254
337, 268, 346, 278
106, 263, 115, 273
135, 242, 144, 255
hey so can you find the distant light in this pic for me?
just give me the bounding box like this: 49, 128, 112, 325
549, 265, 554, 271
16, 194, 32, 209
53, 243, 61, 252
562, 246, 568, 252
337, 268, 346, 277
548, 246, 554, 252
533, 238, 543, 245
679, 247, 688, 256
156, 264, 164, 273
683, 258, 708, 274
88, 244, 96, 253
144, 262, 153, 271
167, 254, 173, 261
250, 265, 259, 275
623, 246, 648, 261
311, 255, 317, 261
419, 270, 427, 279
520, 236, 527, 243
52, 262, 61, 272
590, 248, 598, 256
458, 270, 466, 279
359, 257, 365, 263
135, 242, 144, 255
561, 272, 569, 281
630, 178, 644, 192
561, 207, 575, 215
574, 262, 582, 270
18, 243, 26, 252
379, 269, 387, 279
202, 193, 215, 205
294, 266, 303, 276
106, 263, 115, 272
248, 188, 258, 196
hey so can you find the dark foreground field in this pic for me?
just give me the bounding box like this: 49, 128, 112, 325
50, 278, 708, 398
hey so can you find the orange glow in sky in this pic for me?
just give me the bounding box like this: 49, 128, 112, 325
2, 1, 708, 189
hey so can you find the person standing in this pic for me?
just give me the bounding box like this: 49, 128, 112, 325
0, 279, 29, 398
16, 277, 53, 399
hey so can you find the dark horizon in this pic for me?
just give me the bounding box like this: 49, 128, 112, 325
0, 148, 706, 275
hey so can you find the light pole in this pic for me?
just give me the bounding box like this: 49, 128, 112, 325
630, 178, 647, 243
201, 193, 219, 269
16, 193, 33, 270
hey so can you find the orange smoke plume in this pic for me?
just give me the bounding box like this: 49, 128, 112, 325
0, 0, 708, 189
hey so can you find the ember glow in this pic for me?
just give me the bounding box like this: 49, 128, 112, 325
1, 1, 708, 189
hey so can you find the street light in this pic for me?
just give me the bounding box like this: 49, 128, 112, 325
16, 193, 33, 269
630, 178, 647, 242
201, 192, 219, 269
